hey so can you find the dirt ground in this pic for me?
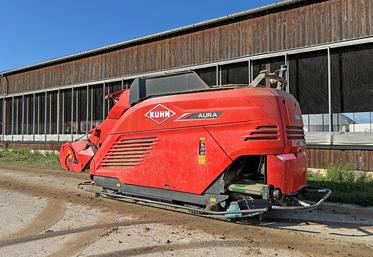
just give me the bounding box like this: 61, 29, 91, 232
0, 164, 372, 257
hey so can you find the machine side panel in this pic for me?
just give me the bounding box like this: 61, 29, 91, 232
92, 127, 232, 195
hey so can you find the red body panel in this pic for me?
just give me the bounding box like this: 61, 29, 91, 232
267, 152, 307, 194
92, 128, 232, 194
61, 86, 308, 195
59, 140, 94, 172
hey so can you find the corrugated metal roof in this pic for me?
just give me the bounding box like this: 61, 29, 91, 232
0, 0, 306, 76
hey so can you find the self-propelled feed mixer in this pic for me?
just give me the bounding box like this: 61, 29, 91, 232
60, 67, 331, 218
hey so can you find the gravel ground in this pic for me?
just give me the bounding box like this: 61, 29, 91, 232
0, 164, 372, 257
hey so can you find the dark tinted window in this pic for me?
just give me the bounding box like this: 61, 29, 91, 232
289, 51, 328, 114
46, 91, 58, 134
331, 44, 373, 113
194, 67, 217, 86
61, 89, 72, 134
24, 95, 34, 134
36, 93, 46, 134
5, 98, 12, 135
221, 62, 249, 85
73, 87, 87, 134
14, 96, 22, 135
90, 84, 103, 128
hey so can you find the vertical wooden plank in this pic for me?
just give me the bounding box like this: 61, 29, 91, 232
319, 2, 326, 44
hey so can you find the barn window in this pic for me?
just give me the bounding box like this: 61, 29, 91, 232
61, 89, 72, 134
23, 95, 34, 135
220, 62, 249, 85
5, 98, 12, 135
14, 96, 23, 135
90, 84, 104, 129
105, 81, 122, 115
73, 87, 88, 134
331, 44, 373, 132
288, 50, 328, 132
194, 67, 217, 86
35, 93, 46, 134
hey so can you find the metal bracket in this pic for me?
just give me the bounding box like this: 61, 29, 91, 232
249, 65, 288, 90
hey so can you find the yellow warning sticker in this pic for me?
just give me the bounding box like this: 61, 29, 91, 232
209, 197, 217, 203
198, 137, 206, 165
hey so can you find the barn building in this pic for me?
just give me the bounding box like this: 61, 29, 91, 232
1, 0, 373, 170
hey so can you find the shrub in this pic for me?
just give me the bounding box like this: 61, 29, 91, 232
308, 163, 373, 206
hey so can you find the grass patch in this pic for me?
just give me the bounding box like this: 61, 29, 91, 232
308, 164, 373, 206
0, 148, 60, 168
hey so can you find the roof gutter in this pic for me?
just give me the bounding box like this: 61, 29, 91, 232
1, 0, 306, 76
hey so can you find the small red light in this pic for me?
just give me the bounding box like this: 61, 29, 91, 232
276, 153, 296, 161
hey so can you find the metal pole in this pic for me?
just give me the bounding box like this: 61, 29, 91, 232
44, 92, 47, 142
250, 61, 254, 83
107, 85, 110, 115
308, 114, 310, 132
33, 94, 35, 142
121, 79, 124, 90
0, 98, 3, 140
215, 65, 219, 86
21, 95, 24, 141
71, 87, 74, 141
86, 85, 89, 134
2, 98, 4, 140
57, 90, 60, 141
0, 98, 2, 139
14, 98, 19, 135
327, 47, 332, 144
62, 92, 64, 135
103, 83, 106, 120
11, 97, 14, 141
219, 65, 222, 85
49, 93, 52, 135
76, 88, 79, 134
284, 53, 289, 93
38, 95, 41, 135
90, 86, 93, 129
26, 96, 29, 135
248, 59, 251, 83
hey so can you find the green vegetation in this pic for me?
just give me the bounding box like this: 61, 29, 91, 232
0, 148, 60, 168
308, 164, 373, 206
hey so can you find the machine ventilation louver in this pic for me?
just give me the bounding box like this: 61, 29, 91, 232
286, 125, 305, 140
243, 125, 279, 141
99, 137, 158, 168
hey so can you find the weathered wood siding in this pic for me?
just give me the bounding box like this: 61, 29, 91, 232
307, 148, 373, 171
1, 0, 373, 95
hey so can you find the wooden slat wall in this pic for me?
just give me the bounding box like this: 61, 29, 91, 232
307, 148, 373, 171
1, 0, 373, 95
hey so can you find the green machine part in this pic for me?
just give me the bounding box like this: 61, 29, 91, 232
228, 183, 263, 196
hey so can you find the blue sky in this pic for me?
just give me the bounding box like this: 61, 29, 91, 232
0, 0, 277, 72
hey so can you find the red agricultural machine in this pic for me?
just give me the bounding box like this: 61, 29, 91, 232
60, 67, 330, 218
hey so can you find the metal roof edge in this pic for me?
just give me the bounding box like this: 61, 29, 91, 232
0, 0, 305, 76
